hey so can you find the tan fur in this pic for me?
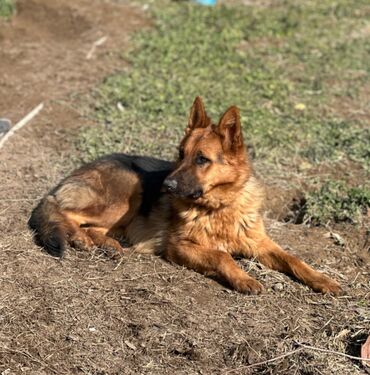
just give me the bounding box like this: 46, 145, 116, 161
29, 97, 341, 295
124, 196, 171, 254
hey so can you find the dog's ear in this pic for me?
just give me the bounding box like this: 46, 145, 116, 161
217, 106, 243, 151
186, 96, 210, 134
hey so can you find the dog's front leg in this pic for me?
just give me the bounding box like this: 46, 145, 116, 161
253, 236, 341, 294
165, 239, 263, 294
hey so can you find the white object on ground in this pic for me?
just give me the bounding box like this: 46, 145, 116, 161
86, 36, 108, 60
0, 103, 44, 151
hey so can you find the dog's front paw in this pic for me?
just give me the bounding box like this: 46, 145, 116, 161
231, 276, 264, 295
310, 274, 341, 295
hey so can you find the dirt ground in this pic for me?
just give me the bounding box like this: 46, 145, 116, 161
0, 1, 369, 374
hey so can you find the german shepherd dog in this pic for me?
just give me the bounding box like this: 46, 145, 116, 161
29, 97, 340, 294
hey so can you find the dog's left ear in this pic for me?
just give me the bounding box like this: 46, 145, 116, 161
217, 106, 243, 151
186, 96, 211, 134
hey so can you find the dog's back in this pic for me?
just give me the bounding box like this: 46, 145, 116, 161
29, 154, 173, 257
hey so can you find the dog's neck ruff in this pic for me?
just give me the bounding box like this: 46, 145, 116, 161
174, 175, 264, 219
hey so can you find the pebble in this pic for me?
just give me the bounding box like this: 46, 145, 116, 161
273, 282, 284, 291
0, 118, 11, 134
117, 102, 125, 112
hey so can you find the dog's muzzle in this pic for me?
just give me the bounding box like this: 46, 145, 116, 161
163, 177, 203, 199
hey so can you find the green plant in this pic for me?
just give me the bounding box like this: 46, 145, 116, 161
0, 0, 15, 19
79, 0, 369, 167
77, 0, 370, 225
304, 180, 370, 225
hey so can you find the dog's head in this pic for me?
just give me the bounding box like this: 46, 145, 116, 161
163, 97, 251, 206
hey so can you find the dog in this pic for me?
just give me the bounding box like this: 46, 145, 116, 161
29, 97, 340, 294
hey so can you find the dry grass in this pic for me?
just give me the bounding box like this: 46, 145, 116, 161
0, 218, 369, 374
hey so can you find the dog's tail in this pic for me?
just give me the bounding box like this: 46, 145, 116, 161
28, 195, 69, 257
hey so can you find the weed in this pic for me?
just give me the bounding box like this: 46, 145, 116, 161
0, 0, 15, 19
304, 180, 370, 225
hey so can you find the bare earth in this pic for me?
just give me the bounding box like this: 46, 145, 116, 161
0, 1, 369, 374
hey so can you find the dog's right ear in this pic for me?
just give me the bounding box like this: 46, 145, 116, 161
217, 105, 243, 152
186, 96, 210, 134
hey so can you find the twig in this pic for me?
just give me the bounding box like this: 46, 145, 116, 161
224, 348, 304, 373
86, 36, 108, 59
0, 103, 44, 150
225, 339, 370, 374
294, 340, 370, 362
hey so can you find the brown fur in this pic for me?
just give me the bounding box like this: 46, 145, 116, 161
29, 97, 340, 295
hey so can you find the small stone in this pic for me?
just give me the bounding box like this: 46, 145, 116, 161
324, 231, 345, 246
117, 102, 125, 112
65, 335, 79, 342
273, 282, 284, 292
331, 232, 345, 246
298, 161, 313, 171
0, 119, 11, 134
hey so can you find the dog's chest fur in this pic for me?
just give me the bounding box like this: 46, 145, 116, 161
175, 176, 264, 253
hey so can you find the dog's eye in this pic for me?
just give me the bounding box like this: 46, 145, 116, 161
195, 155, 210, 166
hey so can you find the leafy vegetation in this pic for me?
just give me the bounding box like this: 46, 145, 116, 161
304, 180, 370, 225
79, 0, 370, 224
0, 0, 15, 19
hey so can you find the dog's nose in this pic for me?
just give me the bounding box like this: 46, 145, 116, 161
163, 178, 178, 192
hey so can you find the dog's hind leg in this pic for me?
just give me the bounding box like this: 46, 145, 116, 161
54, 177, 105, 252
84, 227, 125, 259
66, 218, 95, 251
29, 193, 97, 256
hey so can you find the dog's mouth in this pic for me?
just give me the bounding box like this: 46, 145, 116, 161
166, 189, 203, 200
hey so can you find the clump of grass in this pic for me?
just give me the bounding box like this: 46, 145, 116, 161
304, 181, 370, 225
79, 0, 369, 166
78, 0, 369, 225
0, 0, 15, 19
80, 0, 370, 165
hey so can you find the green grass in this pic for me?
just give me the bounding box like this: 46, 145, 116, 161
0, 0, 15, 19
79, 0, 370, 224
304, 180, 370, 225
